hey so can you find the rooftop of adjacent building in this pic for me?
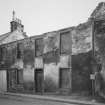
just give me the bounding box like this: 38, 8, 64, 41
0, 11, 28, 43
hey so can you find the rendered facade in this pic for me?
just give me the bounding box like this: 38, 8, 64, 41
1, 2, 105, 96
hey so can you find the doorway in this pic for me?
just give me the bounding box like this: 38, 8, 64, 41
35, 69, 43, 93
59, 68, 70, 89
7, 69, 17, 91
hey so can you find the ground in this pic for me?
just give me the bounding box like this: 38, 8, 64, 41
0, 96, 78, 105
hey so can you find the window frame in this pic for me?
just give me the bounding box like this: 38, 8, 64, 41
35, 38, 43, 57
60, 31, 71, 54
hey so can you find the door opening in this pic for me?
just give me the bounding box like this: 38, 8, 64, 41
35, 69, 43, 93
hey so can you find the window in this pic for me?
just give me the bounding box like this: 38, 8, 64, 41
16, 70, 23, 84
60, 31, 71, 54
0, 47, 3, 61
35, 38, 43, 56
17, 43, 23, 59
0, 46, 6, 61
94, 20, 105, 34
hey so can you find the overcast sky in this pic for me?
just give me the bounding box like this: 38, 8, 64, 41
0, 0, 103, 36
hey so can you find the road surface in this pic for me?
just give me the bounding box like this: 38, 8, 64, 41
0, 96, 79, 105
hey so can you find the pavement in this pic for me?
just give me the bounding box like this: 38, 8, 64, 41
1, 92, 105, 105
0, 96, 75, 105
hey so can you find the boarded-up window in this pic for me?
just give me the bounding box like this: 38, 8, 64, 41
17, 43, 23, 59
94, 20, 105, 34
0, 47, 3, 61
23, 40, 34, 66
94, 19, 105, 55
35, 38, 43, 56
11, 45, 17, 63
5, 45, 16, 66
60, 31, 71, 54
17, 70, 23, 84
43, 33, 59, 53
0, 46, 6, 61
59, 68, 70, 88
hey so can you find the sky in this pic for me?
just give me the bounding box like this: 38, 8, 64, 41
0, 0, 104, 36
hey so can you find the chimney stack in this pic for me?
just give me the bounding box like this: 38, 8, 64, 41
10, 11, 24, 32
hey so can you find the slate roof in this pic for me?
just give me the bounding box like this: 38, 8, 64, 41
0, 32, 11, 42
0, 31, 28, 44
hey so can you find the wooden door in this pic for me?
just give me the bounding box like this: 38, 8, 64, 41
8, 70, 17, 90
59, 68, 70, 89
35, 69, 43, 92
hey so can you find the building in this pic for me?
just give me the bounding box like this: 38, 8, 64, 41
0, 11, 27, 45
0, 25, 91, 94
0, 28, 72, 94
0, 11, 27, 92
0, 2, 105, 96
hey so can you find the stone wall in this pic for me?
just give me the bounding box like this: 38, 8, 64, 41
72, 51, 92, 94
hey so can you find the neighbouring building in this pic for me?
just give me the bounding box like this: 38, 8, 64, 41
0, 2, 105, 96
0, 11, 27, 45
0, 11, 27, 92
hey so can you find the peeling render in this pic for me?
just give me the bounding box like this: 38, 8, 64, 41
44, 63, 59, 91
2, 3, 105, 94
23, 66, 34, 91
35, 57, 43, 68
11, 59, 23, 69
59, 55, 70, 68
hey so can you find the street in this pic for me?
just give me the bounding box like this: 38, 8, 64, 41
0, 96, 78, 105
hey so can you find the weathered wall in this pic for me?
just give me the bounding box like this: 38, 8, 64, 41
59, 55, 70, 68
43, 32, 59, 53
11, 59, 24, 69
44, 63, 59, 92
91, 2, 105, 85
44, 55, 71, 92
23, 39, 35, 91
94, 19, 105, 83
72, 22, 92, 55
34, 57, 43, 68
43, 32, 60, 92
0, 27, 72, 93
43, 30, 72, 92
2, 1, 105, 94
72, 51, 92, 94
70, 2, 105, 94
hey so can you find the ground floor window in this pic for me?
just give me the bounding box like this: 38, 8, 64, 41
16, 69, 23, 84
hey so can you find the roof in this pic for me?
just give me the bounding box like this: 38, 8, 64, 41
0, 30, 28, 44
0, 32, 11, 42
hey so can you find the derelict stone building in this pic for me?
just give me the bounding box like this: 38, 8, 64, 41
0, 2, 105, 96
